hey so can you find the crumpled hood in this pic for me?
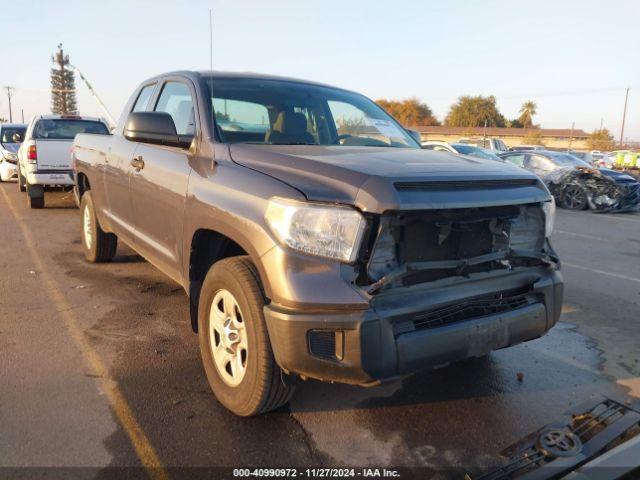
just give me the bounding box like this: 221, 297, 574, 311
229, 144, 549, 212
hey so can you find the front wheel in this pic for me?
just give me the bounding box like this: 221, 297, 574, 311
561, 185, 588, 210
198, 256, 294, 416
80, 191, 117, 262
17, 168, 27, 192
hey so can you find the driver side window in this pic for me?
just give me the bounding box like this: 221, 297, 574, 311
154, 82, 195, 136
527, 155, 555, 175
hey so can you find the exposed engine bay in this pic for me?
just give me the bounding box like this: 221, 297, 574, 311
364, 204, 557, 293
544, 166, 640, 213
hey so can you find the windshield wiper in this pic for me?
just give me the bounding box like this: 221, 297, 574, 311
269, 142, 317, 146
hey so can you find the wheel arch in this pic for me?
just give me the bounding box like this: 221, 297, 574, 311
187, 227, 270, 332
76, 172, 91, 198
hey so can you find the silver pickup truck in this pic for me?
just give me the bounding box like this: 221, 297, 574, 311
17, 115, 109, 208
72, 71, 563, 416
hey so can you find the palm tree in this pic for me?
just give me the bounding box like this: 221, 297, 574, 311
518, 101, 537, 128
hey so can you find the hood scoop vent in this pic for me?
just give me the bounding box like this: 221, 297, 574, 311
395, 179, 538, 191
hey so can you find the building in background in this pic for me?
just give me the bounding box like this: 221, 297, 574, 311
413, 126, 589, 150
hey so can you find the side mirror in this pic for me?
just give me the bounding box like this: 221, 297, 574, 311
407, 129, 422, 145
12, 132, 23, 143
124, 111, 193, 149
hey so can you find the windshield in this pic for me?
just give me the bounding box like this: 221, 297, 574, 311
33, 119, 109, 140
452, 144, 501, 160
1, 127, 26, 145
205, 77, 420, 148
549, 153, 591, 168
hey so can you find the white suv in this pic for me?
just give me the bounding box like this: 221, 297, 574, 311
17, 115, 109, 208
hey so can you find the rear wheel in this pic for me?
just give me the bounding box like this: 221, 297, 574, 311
28, 195, 44, 209
80, 191, 117, 262
198, 256, 294, 416
561, 185, 588, 210
26, 179, 45, 208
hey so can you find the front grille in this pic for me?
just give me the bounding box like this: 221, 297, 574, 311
395, 179, 537, 191
474, 397, 640, 480
394, 288, 533, 335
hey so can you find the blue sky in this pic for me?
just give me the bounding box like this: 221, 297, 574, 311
1, 0, 639, 140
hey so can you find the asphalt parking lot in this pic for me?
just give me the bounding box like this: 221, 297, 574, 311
1, 183, 639, 479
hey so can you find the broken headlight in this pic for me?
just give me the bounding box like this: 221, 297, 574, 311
265, 197, 366, 263
542, 198, 555, 237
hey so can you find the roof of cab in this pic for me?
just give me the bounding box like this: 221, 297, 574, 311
37, 114, 105, 122
143, 70, 350, 91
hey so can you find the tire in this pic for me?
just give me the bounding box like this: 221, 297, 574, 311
18, 168, 26, 192
29, 195, 44, 209
198, 256, 294, 416
561, 185, 588, 210
80, 191, 117, 262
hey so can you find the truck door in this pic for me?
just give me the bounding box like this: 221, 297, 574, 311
102, 83, 157, 245
102, 135, 139, 245
129, 80, 194, 283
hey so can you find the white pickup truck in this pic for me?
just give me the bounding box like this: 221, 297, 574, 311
17, 115, 110, 208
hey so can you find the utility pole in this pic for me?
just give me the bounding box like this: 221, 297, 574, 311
21, 109, 24, 123
3, 86, 14, 122
482, 119, 487, 147
619, 87, 629, 148
600, 118, 603, 130
51, 44, 77, 115
568, 121, 574, 151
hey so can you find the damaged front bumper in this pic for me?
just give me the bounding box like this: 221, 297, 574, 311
264, 266, 563, 385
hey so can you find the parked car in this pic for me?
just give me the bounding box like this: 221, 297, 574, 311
73, 71, 562, 416
591, 151, 614, 168
499, 150, 640, 212
567, 150, 594, 165
17, 115, 110, 208
457, 137, 508, 152
0, 123, 27, 182
422, 141, 504, 161
509, 145, 547, 151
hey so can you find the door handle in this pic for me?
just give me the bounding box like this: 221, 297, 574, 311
130, 155, 145, 171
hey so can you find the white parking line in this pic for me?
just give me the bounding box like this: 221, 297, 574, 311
555, 230, 610, 242
588, 213, 640, 224
563, 262, 640, 284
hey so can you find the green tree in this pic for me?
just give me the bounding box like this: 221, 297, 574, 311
376, 97, 440, 126
444, 95, 505, 127
0, 117, 7, 124
505, 118, 523, 128
587, 128, 615, 151
518, 101, 537, 128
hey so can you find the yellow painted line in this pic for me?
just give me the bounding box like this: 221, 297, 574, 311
0, 187, 169, 480
563, 262, 640, 284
